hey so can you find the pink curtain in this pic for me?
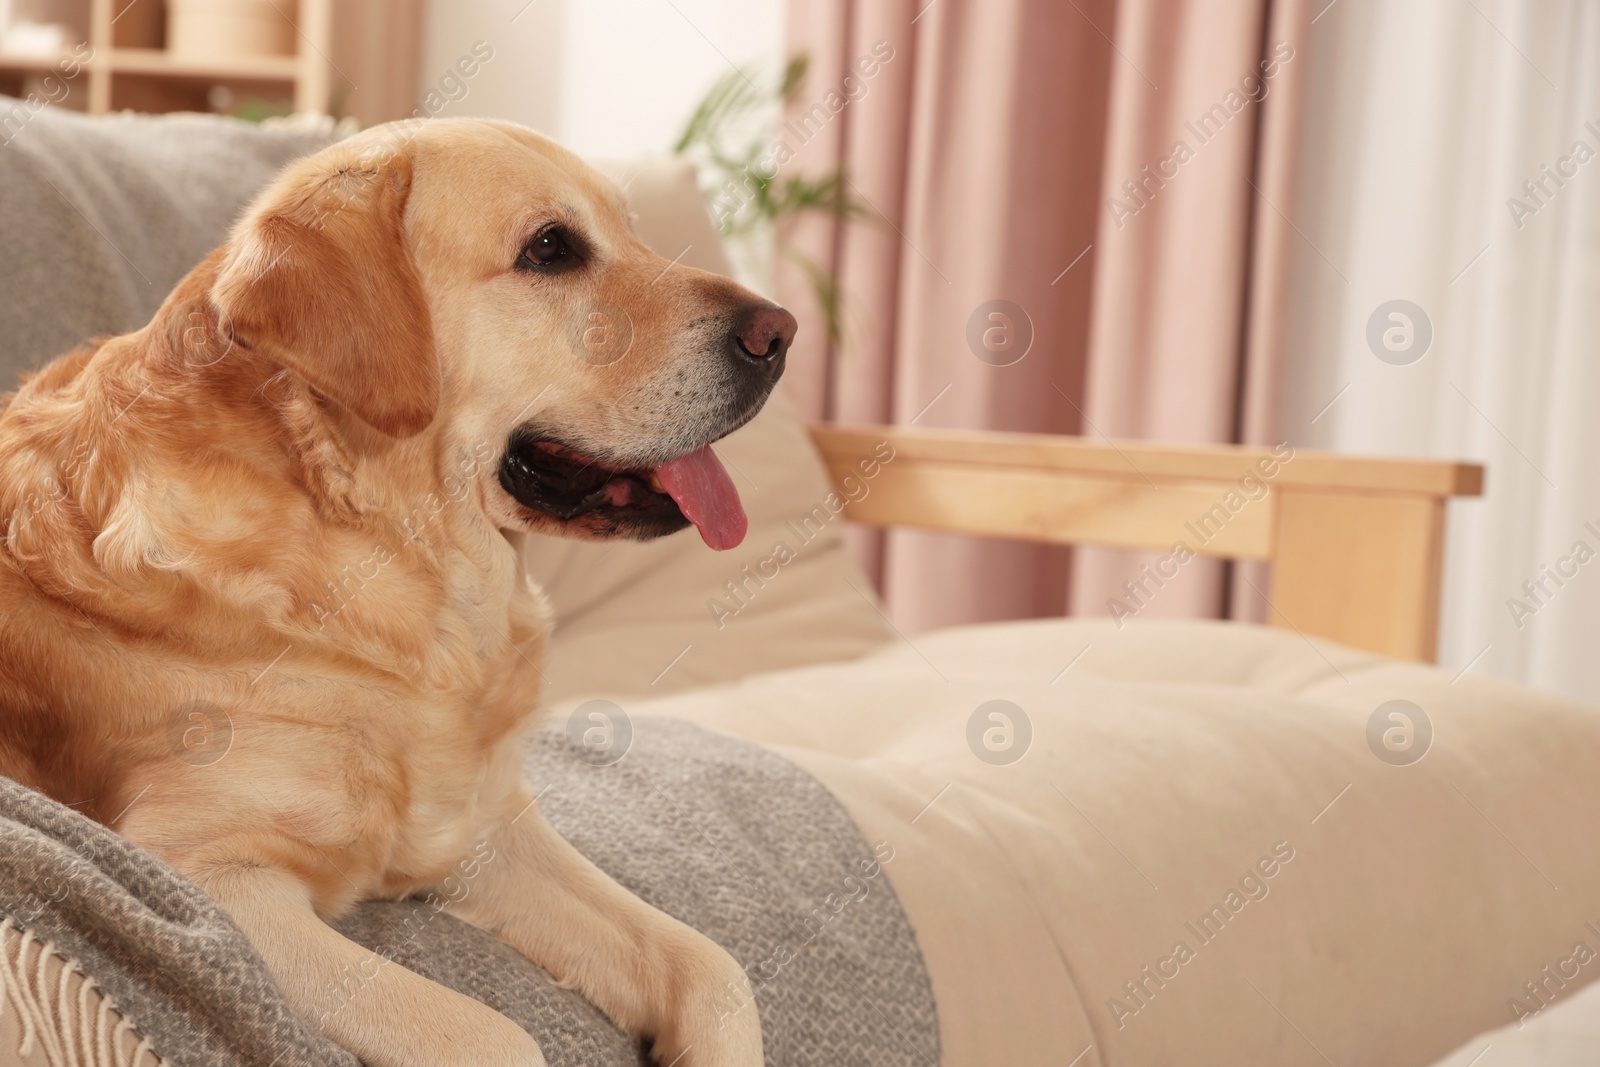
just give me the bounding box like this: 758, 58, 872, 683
782, 0, 1311, 632
1069, 0, 1312, 624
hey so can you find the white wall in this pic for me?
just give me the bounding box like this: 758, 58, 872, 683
417, 0, 785, 160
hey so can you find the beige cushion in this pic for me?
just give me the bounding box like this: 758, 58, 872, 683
606, 617, 1600, 1067
524, 159, 891, 702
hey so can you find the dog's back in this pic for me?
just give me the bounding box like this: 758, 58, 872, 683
0, 338, 128, 808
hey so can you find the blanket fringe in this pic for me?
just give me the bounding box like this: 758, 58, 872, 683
0, 918, 160, 1067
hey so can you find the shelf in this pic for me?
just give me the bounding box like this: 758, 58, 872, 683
109, 48, 298, 82
0, 50, 91, 73
1, 0, 413, 122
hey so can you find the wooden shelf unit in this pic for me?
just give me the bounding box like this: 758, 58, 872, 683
0, 0, 418, 124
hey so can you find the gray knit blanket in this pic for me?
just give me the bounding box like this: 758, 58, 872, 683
0, 717, 939, 1066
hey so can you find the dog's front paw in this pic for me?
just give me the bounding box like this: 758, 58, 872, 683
459, 1015, 549, 1067
650, 944, 763, 1067
408, 995, 549, 1067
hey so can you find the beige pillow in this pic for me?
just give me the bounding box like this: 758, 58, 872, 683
522, 159, 891, 701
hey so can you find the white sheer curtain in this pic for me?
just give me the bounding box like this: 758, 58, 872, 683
1284, 0, 1600, 705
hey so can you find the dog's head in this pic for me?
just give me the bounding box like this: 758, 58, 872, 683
209, 118, 794, 551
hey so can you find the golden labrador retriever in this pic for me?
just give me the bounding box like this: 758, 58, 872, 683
0, 117, 796, 1066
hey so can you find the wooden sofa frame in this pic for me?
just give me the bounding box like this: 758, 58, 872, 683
810, 425, 1485, 663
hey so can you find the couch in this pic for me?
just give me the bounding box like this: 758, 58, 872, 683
3, 101, 1598, 1067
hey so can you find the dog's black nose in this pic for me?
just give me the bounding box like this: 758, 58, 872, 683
730, 304, 797, 375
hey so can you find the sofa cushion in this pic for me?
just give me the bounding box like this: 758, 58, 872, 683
626, 616, 1600, 1066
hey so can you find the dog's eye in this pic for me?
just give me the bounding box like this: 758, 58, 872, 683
519, 227, 577, 271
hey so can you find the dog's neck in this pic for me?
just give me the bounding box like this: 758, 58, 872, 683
1, 254, 542, 704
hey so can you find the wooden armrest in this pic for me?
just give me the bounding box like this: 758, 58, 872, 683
809, 423, 1484, 664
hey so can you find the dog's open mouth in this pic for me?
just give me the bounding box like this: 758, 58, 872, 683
499, 435, 747, 550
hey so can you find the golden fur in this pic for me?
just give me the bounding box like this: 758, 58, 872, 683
0, 118, 784, 1066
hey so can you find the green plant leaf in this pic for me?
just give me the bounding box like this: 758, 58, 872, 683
674, 52, 873, 350
786, 247, 848, 346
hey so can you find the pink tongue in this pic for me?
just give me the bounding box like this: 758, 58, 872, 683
653, 445, 747, 550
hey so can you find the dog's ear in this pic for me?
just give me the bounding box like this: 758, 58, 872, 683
211, 147, 438, 438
